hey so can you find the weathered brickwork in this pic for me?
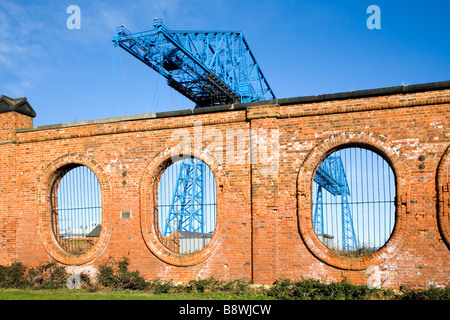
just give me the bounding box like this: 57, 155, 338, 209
0, 82, 449, 289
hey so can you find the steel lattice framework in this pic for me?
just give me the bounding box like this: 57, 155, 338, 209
112, 18, 275, 107
162, 158, 205, 236
113, 19, 275, 237
313, 156, 358, 251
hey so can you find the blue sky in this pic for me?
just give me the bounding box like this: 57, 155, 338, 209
1, 0, 449, 127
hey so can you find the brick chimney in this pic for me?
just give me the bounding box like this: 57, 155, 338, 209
0, 95, 36, 142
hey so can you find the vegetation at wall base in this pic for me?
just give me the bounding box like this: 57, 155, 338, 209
0, 259, 448, 300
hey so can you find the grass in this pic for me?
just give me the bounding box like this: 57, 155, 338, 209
0, 288, 273, 300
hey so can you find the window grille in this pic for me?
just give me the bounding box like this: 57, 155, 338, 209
312, 147, 396, 256
155, 158, 217, 254
51, 165, 102, 255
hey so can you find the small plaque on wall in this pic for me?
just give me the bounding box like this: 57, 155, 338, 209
121, 211, 131, 219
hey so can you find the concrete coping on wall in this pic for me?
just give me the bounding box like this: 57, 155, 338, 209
16, 80, 450, 133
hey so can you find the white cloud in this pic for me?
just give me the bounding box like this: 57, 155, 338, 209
3, 79, 32, 97
0, 2, 57, 93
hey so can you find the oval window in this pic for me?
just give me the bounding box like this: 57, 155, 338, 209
312, 147, 396, 257
50, 165, 102, 255
155, 157, 217, 254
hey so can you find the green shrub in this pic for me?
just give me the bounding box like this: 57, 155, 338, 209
0, 262, 69, 289
147, 279, 177, 294
222, 279, 252, 295
26, 262, 68, 289
97, 257, 148, 291
0, 262, 28, 288
186, 277, 222, 293
268, 279, 392, 300
182, 277, 254, 295
97, 264, 115, 287
400, 286, 450, 300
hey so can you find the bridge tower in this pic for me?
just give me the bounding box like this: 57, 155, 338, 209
313, 156, 358, 251
112, 19, 275, 235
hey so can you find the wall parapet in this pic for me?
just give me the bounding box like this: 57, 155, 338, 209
16, 81, 450, 139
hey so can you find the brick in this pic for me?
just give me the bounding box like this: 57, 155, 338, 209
0, 85, 449, 289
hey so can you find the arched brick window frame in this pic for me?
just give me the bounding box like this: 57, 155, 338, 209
37, 153, 112, 265
140, 146, 227, 266
297, 131, 410, 270
437, 145, 450, 249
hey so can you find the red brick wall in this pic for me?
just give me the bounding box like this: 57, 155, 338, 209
0, 85, 449, 289
0, 112, 34, 265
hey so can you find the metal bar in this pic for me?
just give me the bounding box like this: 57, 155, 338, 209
313, 147, 396, 253
51, 165, 102, 255
157, 158, 216, 254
